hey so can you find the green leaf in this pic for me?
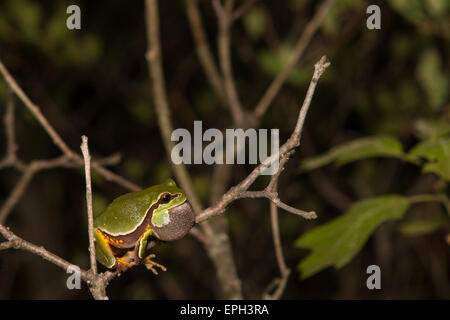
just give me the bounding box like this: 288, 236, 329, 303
416, 48, 448, 110
413, 118, 450, 140
399, 216, 448, 236
321, 0, 363, 37
424, 0, 450, 17
8, 0, 42, 43
407, 138, 450, 181
388, 0, 426, 24
300, 135, 405, 171
243, 7, 265, 40
295, 195, 411, 279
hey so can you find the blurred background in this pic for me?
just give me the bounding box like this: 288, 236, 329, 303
0, 0, 449, 299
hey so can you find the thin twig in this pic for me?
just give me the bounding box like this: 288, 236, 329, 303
264, 153, 299, 298
263, 198, 291, 300
0, 155, 76, 224
0, 91, 24, 170
185, 0, 226, 105
89, 161, 141, 192
263, 154, 291, 299
0, 155, 130, 224
92, 153, 122, 167
269, 201, 291, 299
232, 0, 259, 21
0, 224, 91, 281
0, 166, 35, 224
4, 90, 17, 159
81, 136, 97, 275
253, 0, 335, 119
0, 60, 74, 158
0, 58, 141, 192
213, 0, 246, 127
0, 223, 118, 300
240, 190, 316, 219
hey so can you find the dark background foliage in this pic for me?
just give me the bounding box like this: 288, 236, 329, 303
0, 0, 449, 299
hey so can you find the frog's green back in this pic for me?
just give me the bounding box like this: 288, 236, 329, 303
94, 179, 184, 236
94, 189, 155, 235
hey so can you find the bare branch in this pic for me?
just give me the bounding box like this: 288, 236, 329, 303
265, 200, 291, 300
81, 136, 97, 275
0, 222, 119, 300
0, 166, 35, 224
263, 195, 291, 300
0, 154, 129, 225
186, 0, 320, 300
257, 154, 292, 299
253, 0, 335, 119
0, 155, 76, 224
262, 154, 294, 299
0, 224, 91, 282
0, 58, 141, 193
145, 0, 203, 215
0, 60, 75, 158
92, 153, 122, 167
0, 91, 25, 171
232, 0, 259, 21
89, 161, 141, 192
185, 0, 226, 104
240, 190, 316, 219
4, 91, 16, 156
272, 198, 316, 219
196, 56, 330, 223
145, 0, 243, 299
213, 0, 246, 127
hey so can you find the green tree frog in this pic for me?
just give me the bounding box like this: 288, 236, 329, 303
94, 179, 195, 274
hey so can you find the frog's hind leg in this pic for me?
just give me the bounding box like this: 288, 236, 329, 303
94, 229, 117, 269
115, 252, 134, 272
96, 229, 135, 272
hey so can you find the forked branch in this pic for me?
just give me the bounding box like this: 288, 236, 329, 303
196, 56, 330, 223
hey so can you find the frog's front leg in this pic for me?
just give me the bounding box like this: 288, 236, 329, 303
135, 227, 167, 274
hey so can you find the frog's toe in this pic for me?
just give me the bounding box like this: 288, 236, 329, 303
115, 254, 134, 272
144, 254, 167, 275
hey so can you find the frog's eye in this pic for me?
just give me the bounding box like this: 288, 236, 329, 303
160, 193, 172, 204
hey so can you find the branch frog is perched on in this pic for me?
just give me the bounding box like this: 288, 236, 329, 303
94, 178, 195, 273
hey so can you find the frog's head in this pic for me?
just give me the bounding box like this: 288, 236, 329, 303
150, 179, 195, 241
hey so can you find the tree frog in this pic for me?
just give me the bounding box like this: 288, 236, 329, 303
94, 178, 195, 274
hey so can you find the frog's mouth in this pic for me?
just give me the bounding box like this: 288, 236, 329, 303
151, 201, 195, 241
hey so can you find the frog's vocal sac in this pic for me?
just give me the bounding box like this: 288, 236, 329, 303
93, 179, 195, 273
